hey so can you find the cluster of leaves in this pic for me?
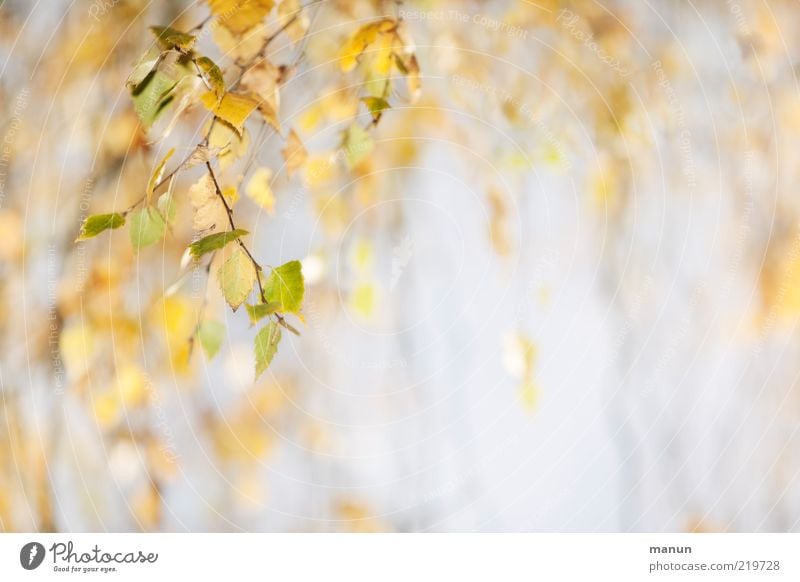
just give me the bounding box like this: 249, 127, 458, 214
76, 1, 420, 379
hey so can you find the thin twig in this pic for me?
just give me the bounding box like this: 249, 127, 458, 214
204, 161, 269, 304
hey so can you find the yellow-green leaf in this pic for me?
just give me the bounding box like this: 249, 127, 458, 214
342, 124, 374, 169
131, 69, 177, 129
218, 247, 257, 310
189, 228, 248, 259
254, 321, 281, 378
76, 213, 125, 241
196, 56, 225, 104
245, 301, 281, 324
264, 260, 304, 314
361, 96, 390, 122
129, 207, 166, 250
198, 320, 225, 359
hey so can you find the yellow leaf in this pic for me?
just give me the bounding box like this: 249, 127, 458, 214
349, 238, 374, 273
132, 484, 161, 530
152, 295, 196, 348
189, 174, 228, 233
92, 390, 121, 428
222, 185, 240, 205
114, 363, 148, 407
241, 59, 281, 130
201, 92, 259, 133
339, 19, 396, 73
207, 119, 250, 172
303, 154, 338, 189
281, 129, 307, 176
212, 20, 267, 62
350, 281, 378, 320
245, 167, 275, 213
520, 379, 539, 411
372, 32, 395, 76
278, 0, 309, 42
218, 247, 257, 310
208, 0, 274, 34
60, 323, 96, 380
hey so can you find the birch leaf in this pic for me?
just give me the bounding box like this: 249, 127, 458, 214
342, 124, 374, 169
76, 213, 125, 241
361, 96, 390, 123
150, 26, 196, 52
189, 228, 248, 259
198, 320, 226, 359
189, 174, 228, 233
201, 91, 259, 133
281, 129, 307, 176
246, 301, 280, 324
264, 260, 304, 314
254, 321, 281, 378
129, 207, 166, 250
218, 247, 257, 310
131, 69, 177, 129
245, 167, 275, 213
278, 0, 309, 42
196, 56, 225, 104
209, 0, 275, 34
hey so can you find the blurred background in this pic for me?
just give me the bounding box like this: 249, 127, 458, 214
2, 0, 800, 532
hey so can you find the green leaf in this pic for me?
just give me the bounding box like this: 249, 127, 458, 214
131, 69, 178, 129
263, 260, 305, 314
189, 229, 248, 259
342, 124, 374, 169
129, 207, 166, 250
361, 96, 390, 122
254, 321, 281, 378
196, 56, 225, 104
76, 213, 125, 241
245, 301, 281, 324
218, 247, 257, 310
198, 320, 225, 359
150, 25, 196, 52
